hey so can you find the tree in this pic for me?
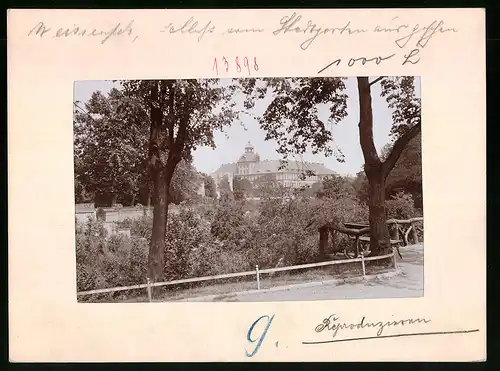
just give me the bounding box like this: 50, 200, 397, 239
218, 175, 234, 202
300, 180, 323, 198
320, 175, 356, 200
117, 79, 238, 286
352, 170, 370, 204
243, 77, 421, 255
382, 133, 423, 208
169, 159, 202, 204
74, 176, 92, 204
203, 174, 218, 199
233, 177, 252, 200
75, 89, 210, 208
74, 89, 148, 205
254, 173, 279, 198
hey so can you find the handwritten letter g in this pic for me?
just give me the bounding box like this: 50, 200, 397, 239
245, 314, 275, 357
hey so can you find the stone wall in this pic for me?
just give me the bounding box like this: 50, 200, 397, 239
75, 211, 96, 224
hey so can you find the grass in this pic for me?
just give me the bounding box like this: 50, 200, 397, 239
88, 255, 396, 303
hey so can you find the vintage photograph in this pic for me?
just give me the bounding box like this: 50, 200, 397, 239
74, 77, 423, 303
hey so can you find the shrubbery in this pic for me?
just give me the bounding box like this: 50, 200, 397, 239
76, 189, 422, 296
75, 217, 149, 301
386, 192, 421, 220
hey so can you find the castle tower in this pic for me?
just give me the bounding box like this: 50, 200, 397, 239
237, 142, 260, 175
245, 141, 254, 154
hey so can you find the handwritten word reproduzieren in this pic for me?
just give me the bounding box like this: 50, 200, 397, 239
213, 56, 259, 76
315, 314, 431, 338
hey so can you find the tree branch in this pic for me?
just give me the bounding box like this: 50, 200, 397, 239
165, 80, 175, 151
369, 76, 386, 86
148, 81, 163, 171
382, 123, 421, 178
357, 77, 381, 172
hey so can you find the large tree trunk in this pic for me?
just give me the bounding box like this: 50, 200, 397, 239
318, 226, 329, 260
367, 173, 392, 255
357, 76, 391, 257
148, 169, 168, 288
147, 81, 166, 295
357, 77, 422, 256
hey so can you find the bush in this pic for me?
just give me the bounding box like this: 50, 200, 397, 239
77, 192, 399, 299
96, 208, 106, 221
164, 208, 213, 280
75, 218, 149, 300
386, 192, 420, 220
210, 200, 247, 241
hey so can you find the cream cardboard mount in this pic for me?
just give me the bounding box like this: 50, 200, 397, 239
8, 8, 486, 362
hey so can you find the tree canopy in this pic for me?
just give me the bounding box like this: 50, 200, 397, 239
242, 76, 421, 255
74, 89, 147, 203
74, 88, 205, 206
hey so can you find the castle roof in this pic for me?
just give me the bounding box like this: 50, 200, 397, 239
249, 160, 336, 175
212, 162, 237, 175
212, 143, 336, 176
238, 152, 260, 162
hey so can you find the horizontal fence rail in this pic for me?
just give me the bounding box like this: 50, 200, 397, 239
77, 250, 397, 299
386, 217, 423, 224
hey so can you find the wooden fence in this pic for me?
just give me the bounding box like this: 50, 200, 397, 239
77, 250, 397, 302
387, 217, 424, 245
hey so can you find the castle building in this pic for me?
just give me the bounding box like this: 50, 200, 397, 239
211, 142, 336, 195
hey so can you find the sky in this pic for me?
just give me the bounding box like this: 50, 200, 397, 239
74, 77, 421, 177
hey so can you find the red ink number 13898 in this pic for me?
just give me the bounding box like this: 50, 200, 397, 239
213, 56, 259, 76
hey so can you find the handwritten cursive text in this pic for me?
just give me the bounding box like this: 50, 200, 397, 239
28, 21, 137, 44
395, 20, 459, 49
315, 314, 431, 338
161, 17, 215, 42
273, 12, 367, 51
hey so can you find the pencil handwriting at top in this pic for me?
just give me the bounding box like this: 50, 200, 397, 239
272, 12, 367, 51
161, 17, 215, 42
315, 314, 431, 338
223, 27, 264, 35
395, 20, 459, 49
27, 21, 138, 44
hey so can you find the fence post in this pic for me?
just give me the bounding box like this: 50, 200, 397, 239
146, 277, 152, 302
392, 248, 397, 269
256, 265, 260, 290
410, 221, 419, 244
360, 251, 366, 276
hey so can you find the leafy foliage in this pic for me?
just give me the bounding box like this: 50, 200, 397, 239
203, 174, 218, 199
74, 86, 206, 206
318, 175, 356, 200
242, 78, 348, 162
380, 77, 421, 140
210, 200, 247, 241
74, 89, 147, 200
75, 218, 148, 298
233, 177, 252, 200
118, 79, 240, 162
253, 173, 281, 198
384, 133, 423, 208
218, 175, 234, 202
169, 160, 203, 204
386, 192, 421, 220
352, 170, 370, 204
